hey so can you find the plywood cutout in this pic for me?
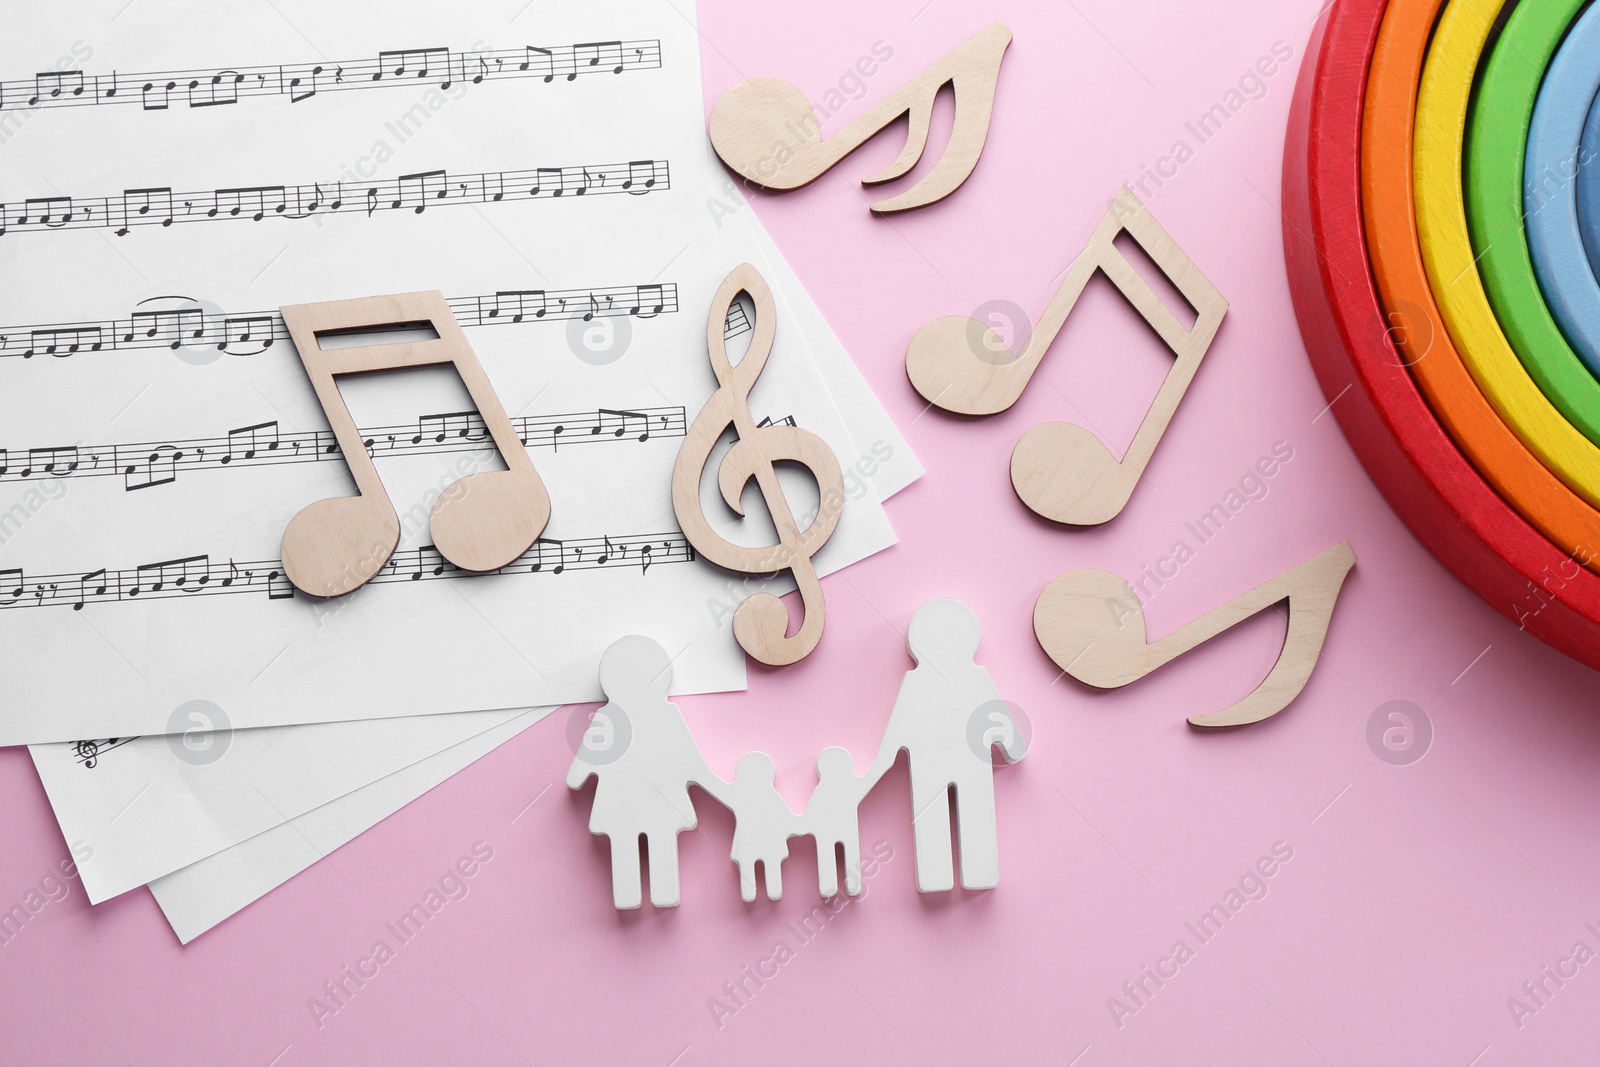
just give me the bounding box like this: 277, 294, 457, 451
278, 291, 550, 597
708, 22, 1011, 214
1034, 543, 1356, 728
671, 263, 844, 666
567, 602, 1027, 909
906, 187, 1228, 525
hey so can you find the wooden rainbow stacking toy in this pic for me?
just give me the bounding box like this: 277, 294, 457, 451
1283, 0, 1600, 669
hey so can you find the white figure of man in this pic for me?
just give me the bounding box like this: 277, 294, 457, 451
865, 599, 1027, 891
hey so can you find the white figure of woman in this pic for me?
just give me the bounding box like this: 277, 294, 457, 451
864, 599, 1027, 891
566, 636, 722, 909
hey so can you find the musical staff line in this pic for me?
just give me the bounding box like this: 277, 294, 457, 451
0, 41, 663, 114
72, 738, 135, 768
0, 406, 687, 492
0, 533, 696, 611
0, 283, 760, 361
0, 160, 670, 238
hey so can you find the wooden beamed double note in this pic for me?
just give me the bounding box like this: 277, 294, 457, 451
278, 291, 549, 597
672, 264, 843, 666
1033, 543, 1357, 728
708, 22, 1011, 213
907, 187, 1229, 525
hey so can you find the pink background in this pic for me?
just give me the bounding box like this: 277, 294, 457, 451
6, 0, 1600, 1062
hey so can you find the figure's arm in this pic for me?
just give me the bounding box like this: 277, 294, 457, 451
688, 757, 732, 807
861, 713, 906, 791
995, 720, 1028, 765
566, 755, 596, 791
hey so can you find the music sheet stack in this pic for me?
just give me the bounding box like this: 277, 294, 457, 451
0, 0, 918, 941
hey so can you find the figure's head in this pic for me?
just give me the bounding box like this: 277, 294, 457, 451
907, 599, 981, 667
735, 751, 776, 785
598, 635, 673, 710
816, 746, 853, 780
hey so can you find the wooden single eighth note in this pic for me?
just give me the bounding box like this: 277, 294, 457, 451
709, 22, 1011, 213
1034, 543, 1356, 728
278, 291, 550, 597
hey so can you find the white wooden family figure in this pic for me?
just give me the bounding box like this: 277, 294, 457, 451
566, 599, 1029, 910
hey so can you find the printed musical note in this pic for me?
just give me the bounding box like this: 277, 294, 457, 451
286, 64, 324, 103
187, 70, 244, 107
129, 307, 206, 349
210, 185, 290, 221
622, 160, 660, 194
25, 445, 79, 476
129, 555, 210, 597
631, 284, 666, 317
595, 408, 651, 442
672, 264, 845, 666
0, 282, 697, 361
1034, 543, 1357, 728
574, 41, 627, 75
6, 162, 668, 238
375, 47, 449, 83
709, 22, 1011, 213
278, 291, 551, 597
74, 569, 111, 611
140, 76, 176, 110
392, 170, 447, 213
905, 187, 1228, 525
0, 42, 662, 114
28, 71, 86, 105
218, 315, 276, 353
115, 187, 174, 235
26, 327, 102, 356
123, 446, 181, 490
225, 421, 280, 463
23, 196, 80, 226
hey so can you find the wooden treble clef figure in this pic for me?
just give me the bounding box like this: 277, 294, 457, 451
672, 263, 845, 666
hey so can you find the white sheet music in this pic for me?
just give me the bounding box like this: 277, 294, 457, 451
0, 0, 911, 745
148, 707, 551, 944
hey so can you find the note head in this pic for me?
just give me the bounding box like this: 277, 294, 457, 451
708, 78, 823, 192
905, 314, 1029, 416
1011, 421, 1133, 526
1032, 569, 1150, 688
429, 468, 549, 573
282, 495, 401, 598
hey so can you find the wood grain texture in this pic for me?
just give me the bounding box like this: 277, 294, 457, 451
1282, 0, 1600, 669
905, 187, 1227, 525
707, 22, 1010, 214
1413, 0, 1600, 508
1522, 3, 1600, 381
671, 264, 843, 667
1363, 0, 1600, 574
1034, 543, 1356, 729
1468, 0, 1600, 441
278, 290, 549, 598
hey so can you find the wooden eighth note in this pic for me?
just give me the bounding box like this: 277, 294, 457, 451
708, 22, 1011, 214
906, 187, 1228, 525
1033, 543, 1356, 728
278, 291, 550, 597
672, 263, 844, 666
